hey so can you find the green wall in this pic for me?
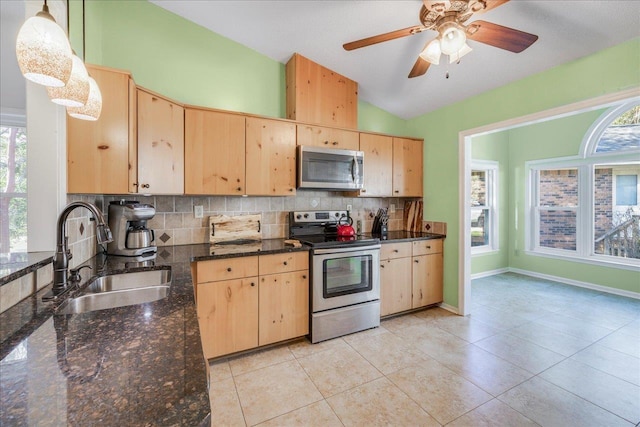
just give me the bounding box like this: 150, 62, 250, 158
471, 132, 510, 274
70, 0, 406, 131
409, 38, 639, 306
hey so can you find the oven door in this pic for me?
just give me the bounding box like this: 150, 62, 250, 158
311, 245, 380, 312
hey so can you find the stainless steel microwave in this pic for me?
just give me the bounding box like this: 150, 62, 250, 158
297, 146, 364, 190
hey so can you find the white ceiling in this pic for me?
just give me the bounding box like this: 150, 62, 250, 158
151, 0, 640, 119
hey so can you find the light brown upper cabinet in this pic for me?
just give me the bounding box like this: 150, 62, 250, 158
286, 53, 358, 129
296, 124, 359, 151
393, 137, 423, 197
67, 65, 134, 194
245, 117, 296, 196
185, 108, 246, 195
136, 89, 184, 194
357, 133, 393, 197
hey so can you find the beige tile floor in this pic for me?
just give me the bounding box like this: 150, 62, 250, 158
208, 272, 640, 426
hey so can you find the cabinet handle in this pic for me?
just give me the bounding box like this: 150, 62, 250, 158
380, 264, 385, 268
227, 267, 232, 272
420, 290, 423, 299
361, 189, 367, 193
141, 183, 150, 189
426, 245, 431, 249
394, 190, 399, 193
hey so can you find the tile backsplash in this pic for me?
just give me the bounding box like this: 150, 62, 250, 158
67, 192, 418, 264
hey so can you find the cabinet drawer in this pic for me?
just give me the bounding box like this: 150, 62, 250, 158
297, 125, 359, 151
259, 252, 309, 275
412, 239, 443, 256
196, 256, 259, 283
380, 242, 412, 260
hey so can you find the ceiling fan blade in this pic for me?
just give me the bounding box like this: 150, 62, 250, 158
466, 20, 538, 53
472, 0, 510, 15
408, 56, 431, 78
343, 25, 425, 51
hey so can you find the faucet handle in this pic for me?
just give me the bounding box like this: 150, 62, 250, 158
69, 265, 92, 282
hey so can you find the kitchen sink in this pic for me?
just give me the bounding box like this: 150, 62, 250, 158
57, 269, 171, 315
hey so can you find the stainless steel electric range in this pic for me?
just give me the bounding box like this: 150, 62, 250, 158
289, 211, 381, 343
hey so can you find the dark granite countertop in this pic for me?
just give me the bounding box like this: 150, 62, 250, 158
0, 244, 213, 427
190, 238, 310, 261
368, 231, 446, 242
0, 251, 54, 286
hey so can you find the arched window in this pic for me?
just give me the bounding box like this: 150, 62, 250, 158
528, 100, 640, 266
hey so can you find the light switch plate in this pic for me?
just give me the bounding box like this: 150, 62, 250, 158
346, 204, 353, 212
194, 205, 204, 218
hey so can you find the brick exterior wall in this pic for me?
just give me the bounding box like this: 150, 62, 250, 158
539, 169, 578, 250
594, 168, 613, 239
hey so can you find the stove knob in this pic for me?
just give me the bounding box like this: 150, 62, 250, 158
335, 212, 340, 217
303, 213, 309, 218
340, 213, 346, 218
296, 214, 302, 220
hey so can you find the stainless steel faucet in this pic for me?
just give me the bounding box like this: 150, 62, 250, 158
50, 202, 113, 297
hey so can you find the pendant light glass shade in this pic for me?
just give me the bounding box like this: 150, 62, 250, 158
449, 43, 472, 64
419, 38, 442, 65
67, 77, 102, 121
15, 4, 73, 87
47, 55, 90, 107
439, 22, 467, 56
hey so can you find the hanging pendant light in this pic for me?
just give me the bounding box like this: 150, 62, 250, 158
47, 54, 90, 107
449, 43, 473, 64
15, 0, 73, 87
67, 77, 102, 121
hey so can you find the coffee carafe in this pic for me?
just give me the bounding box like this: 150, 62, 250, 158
107, 200, 157, 257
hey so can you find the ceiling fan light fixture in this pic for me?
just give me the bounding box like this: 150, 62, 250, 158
439, 22, 467, 56
419, 38, 442, 65
449, 42, 473, 64
47, 54, 90, 107
67, 76, 102, 121
15, 1, 73, 87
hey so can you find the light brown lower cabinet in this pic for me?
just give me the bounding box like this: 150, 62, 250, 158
194, 252, 308, 359
380, 239, 444, 316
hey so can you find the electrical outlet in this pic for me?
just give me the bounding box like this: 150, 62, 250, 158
389, 204, 396, 214
194, 205, 204, 219
346, 204, 353, 212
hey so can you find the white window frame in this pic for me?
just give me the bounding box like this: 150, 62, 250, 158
471, 159, 499, 255
525, 100, 640, 271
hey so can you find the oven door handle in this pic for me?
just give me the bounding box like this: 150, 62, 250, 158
312, 244, 381, 255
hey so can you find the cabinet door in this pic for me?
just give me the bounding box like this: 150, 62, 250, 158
67, 65, 131, 194
197, 277, 258, 359
380, 257, 412, 316
137, 90, 184, 194
411, 254, 443, 308
297, 124, 359, 151
259, 271, 309, 346
393, 137, 423, 197
245, 117, 296, 196
359, 133, 393, 197
185, 109, 246, 195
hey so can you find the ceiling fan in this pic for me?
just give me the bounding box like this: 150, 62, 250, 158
343, 0, 538, 78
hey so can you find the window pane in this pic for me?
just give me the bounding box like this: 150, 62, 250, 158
594, 166, 640, 259
539, 210, 576, 251
539, 169, 578, 207
595, 105, 640, 153
616, 175, 637, 205
471, 208, 489, 247
0, 126, 28, 253
471, 170, 486, 206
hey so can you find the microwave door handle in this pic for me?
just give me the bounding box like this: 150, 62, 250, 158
351, 155, 359, 182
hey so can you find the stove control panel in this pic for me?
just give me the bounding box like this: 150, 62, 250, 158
291, 210, 348, 224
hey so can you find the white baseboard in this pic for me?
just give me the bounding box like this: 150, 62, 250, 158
438, 302, 459, 315
471, 267, 510, 280
508, 267, 640, 300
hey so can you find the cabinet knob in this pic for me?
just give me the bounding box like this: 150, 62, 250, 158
237, 187, 242, 191
324, 140, 329, 145
141, 183, 150, 189
302, 275, 307, 279
289, 188, 294, 192
283, 261, 288, 266
394, 190, 399, 193
332, 141, 338, 146
227, 267, 232, 272
380, 264, 385, 268
426, 245, 431, 249
393, 249, 399, 253
251, 282, 255, 287
414, 259, 419, 263
361, 189, 367, 193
